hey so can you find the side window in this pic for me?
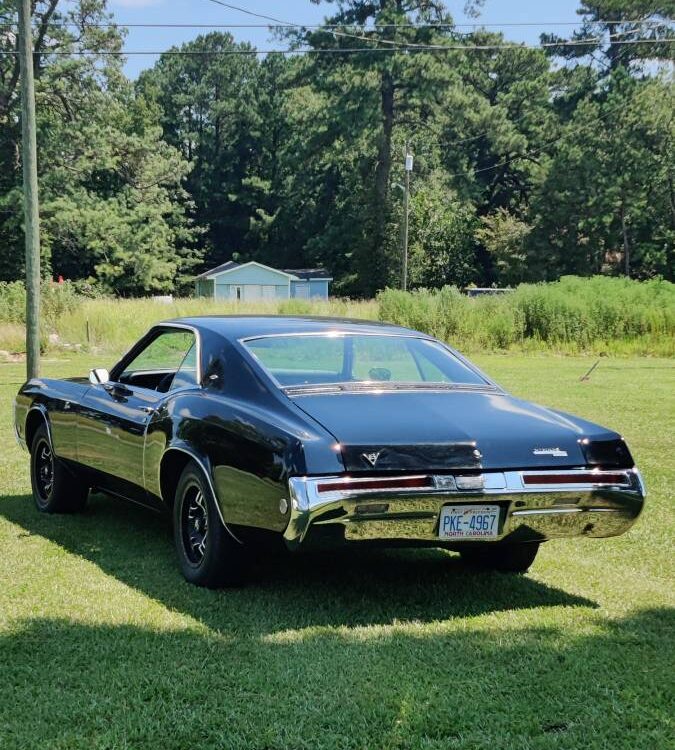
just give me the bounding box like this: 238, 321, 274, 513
170, 341, 198, 391
120, 330, 197, 391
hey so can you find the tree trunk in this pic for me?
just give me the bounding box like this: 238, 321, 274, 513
620, 198, 630, 278
375, 68, 394, 215
361, 67, 395, 295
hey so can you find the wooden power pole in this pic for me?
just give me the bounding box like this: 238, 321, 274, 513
402, 144, 413, 292
18, 0, 41, 379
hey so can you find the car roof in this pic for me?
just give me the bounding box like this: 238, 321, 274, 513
160, 315, 426, 340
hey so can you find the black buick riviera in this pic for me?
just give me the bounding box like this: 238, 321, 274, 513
14, 316, 645, 587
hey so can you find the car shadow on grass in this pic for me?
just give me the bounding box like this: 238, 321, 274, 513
0, 609, 672, 749
0, 492, 597, 636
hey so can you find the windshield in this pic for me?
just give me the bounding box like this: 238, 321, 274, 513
243, 334, 487, 388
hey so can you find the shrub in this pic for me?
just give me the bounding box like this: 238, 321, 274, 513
378, 277, 674, 355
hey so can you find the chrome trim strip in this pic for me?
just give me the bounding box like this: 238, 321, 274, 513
13, 398, 26, 450
519, 468, 633, 489
239, 331, 429, 343
24, 404, 52, 451
158, 446, 243, 546
512, 507, 619, 517
283, 383, 499, 397
292, 468, 639, 505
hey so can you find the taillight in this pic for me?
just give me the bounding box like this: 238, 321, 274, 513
317, 475, 433, 494
579, 438, 634, 468
523, 472, 630, 486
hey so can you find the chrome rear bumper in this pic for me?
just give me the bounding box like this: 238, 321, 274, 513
284, 469, 645, 549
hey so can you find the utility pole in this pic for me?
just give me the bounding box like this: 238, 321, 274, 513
18, 0, 41, 379
402, 143, 413, 292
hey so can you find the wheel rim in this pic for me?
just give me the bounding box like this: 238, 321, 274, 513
181, 483, 209, 565
34, 440, 54, 504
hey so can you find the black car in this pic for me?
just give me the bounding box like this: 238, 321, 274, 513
14, 316, 645, 587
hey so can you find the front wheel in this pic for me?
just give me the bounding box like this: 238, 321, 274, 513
30, 423, 89, 514
460, 542, 540, 573
173, 461, 247, 588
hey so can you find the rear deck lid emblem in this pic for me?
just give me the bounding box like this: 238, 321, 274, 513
362, 451, 382, 466
533, 447, 568, 457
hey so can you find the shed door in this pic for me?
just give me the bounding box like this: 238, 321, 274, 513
294, 282, 310, 299
244, 285, 262, 301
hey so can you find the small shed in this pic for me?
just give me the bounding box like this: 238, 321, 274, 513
194, 261, 332, 301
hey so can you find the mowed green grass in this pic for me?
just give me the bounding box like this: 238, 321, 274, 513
0, 352, 673, 750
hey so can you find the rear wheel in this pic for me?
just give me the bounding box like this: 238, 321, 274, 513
30, 423, 89, 513
460, 542, 540, 573
173, 461, 246, 588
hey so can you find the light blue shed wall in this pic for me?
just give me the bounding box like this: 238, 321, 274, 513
310, 279, 330, 299
215, 284, 288, 300
290, 279, 330, 299
212, 265, 292, 286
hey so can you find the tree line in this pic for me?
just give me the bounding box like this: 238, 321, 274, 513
0, 0, 673, 297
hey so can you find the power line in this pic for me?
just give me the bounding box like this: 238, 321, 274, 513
205, 0, 433, 50
204, 0, 675, 53
0, 38, 671, 57
1, 19, 672, 30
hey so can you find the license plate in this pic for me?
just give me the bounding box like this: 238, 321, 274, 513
438, 505, 500, 540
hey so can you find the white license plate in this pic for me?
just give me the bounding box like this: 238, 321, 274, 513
438, 505, 500, 540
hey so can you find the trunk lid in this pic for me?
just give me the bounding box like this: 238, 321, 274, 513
292, 388, 611, 472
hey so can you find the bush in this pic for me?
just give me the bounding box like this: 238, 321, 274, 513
378, 277, 674, 355
0, 280, 85, 328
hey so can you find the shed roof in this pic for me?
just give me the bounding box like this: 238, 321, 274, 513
195, 260, 332, 282
283, 268, 332, 280
194, 261, 239, 281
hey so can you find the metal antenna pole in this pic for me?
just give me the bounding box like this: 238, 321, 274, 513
18, 0, 41, 379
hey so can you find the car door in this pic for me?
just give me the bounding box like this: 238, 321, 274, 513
77, 327, 198, 497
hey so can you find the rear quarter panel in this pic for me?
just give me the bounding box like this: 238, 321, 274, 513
144, 389, 344, 532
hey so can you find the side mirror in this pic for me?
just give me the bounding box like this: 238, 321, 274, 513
89, 368, 110, 385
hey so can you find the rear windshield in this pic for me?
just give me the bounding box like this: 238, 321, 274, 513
243, 334, 487, 387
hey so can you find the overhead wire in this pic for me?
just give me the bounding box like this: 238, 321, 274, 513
0, 38, 672, 56
0, 20, 673, 30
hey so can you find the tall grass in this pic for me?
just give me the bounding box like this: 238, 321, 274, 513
54, 297, 379, 355
1, 276, 673, 356
378, 276, 675, 356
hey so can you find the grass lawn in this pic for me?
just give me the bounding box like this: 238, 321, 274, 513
0, 352, 673, 750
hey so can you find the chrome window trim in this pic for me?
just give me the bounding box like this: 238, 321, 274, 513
238, 331, 491, 391
282, 382, 499, 397
111, 322, 204, 388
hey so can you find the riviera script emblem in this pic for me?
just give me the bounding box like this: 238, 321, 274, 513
532, 447, 568, 457
362, 451, 382, 466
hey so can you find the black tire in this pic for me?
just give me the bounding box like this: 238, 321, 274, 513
30, 423, 89, 514
173, 460, 246, 588
460, 542, 540, 573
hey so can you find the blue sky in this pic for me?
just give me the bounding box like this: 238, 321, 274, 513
108, 0, 586, 78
